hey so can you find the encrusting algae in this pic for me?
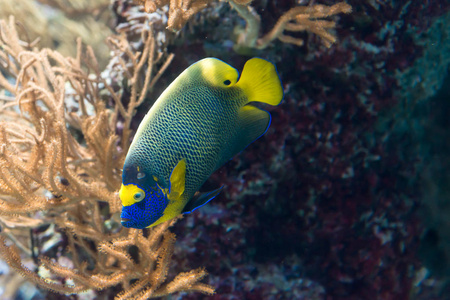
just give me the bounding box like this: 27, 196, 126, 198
0, 0, 113, 67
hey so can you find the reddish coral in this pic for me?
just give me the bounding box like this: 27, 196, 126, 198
163, 0, 449, 299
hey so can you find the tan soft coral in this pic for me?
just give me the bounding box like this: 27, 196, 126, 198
233, 2, 352, 50
0, 16, 212, 299
135, 0, 351, 49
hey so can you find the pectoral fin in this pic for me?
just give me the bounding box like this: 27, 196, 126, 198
149, 159, 187, 227
167, 158, 186, 201
182, 186, 223, 214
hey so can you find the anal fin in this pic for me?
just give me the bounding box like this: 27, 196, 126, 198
216, 105, 270, 169
182, 186, 223, 214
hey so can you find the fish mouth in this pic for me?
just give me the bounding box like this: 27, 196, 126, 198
121, 218, 131, 224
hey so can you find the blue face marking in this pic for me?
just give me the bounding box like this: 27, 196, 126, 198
121, 160, 172, 228
120, 186, 170, 228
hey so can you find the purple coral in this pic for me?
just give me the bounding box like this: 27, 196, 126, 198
161, 0, 449, 299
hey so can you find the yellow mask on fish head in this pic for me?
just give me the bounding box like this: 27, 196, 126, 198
197, 58, 239, 88
119, 183, 146, 207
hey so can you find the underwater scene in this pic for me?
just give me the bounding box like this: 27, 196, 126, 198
0, 0, 449, 299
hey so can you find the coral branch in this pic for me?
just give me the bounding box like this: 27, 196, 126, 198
0, 15, 212, 299
234, 2, 352, 50
135, 0, 351, 50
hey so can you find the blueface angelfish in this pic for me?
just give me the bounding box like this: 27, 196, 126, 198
119, 57, 283, 228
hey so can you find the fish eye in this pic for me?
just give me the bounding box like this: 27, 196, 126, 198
137, 172, 146, 179
133, 191, 145, 202
223, 79, 231, 86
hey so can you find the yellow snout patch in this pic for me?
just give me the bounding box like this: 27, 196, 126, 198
119, 184, 145, 207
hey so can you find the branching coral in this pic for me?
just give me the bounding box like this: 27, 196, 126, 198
136, 0, 212, 32
232, 2, 352, 50
0, 16, 212, 298
134, 0, 351, 49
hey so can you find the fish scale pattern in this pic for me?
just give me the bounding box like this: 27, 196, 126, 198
127, 84, 245, 201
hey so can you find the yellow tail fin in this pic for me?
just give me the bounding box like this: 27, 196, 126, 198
236, 58, 283, 106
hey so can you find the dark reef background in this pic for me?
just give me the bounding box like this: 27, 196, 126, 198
150, 1, 450, 299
